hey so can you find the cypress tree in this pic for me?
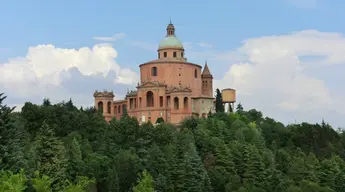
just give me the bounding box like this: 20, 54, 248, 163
215, 89, 224, 113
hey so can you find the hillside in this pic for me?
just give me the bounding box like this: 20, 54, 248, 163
1, 93, 345, 191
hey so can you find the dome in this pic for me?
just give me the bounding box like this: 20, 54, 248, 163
158, 36, 184, 49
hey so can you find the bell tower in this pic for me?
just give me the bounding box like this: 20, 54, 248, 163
166, 20, 175, 36
201, 61, 213, 97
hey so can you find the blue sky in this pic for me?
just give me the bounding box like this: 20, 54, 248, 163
1, 0, 345, 128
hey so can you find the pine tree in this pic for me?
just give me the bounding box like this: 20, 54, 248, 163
65, 98, 75, 110
175, 143, 212, 192
35, 121, 68, 190
66, 137, 83, 182
243, 145, 266, 189
155, 173, 168, 192
132, 169, 155, 192
236, 103, 244, 115
0, 93, 28, 172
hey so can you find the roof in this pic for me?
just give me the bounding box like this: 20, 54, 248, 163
158, 36, 184, 49
126, 91, 137, 97
201, 62, 213, 77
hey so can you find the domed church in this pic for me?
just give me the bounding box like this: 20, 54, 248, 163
94, 22, 215, 124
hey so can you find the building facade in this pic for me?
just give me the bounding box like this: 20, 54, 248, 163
94, 22, 215, 124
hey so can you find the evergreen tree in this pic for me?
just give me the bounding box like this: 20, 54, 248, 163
0, 93, 27, 172
132, 169, 155, 192
66, 137, 83, 182
236, 103, 244, 115
31, 171, 53, 192
35, 121, 68, 190
105, 165, 120, 192
175, 143, 212, 192
0, 169, 27, 192
65, 98, 75, 110
42, 98, 51, 106
155, 117, 165, 124
215, 88, 224, 112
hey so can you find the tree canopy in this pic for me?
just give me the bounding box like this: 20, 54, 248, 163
1, 92, 345, 191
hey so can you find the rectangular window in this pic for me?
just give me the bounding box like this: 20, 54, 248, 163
130, 98, 134, 109
160, 96, 163, 107
164, 52, 167, 57
167, 96, 171, 107
173, 52, 177, 57
139, 97, 142, 108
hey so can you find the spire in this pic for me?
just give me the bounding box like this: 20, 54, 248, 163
202, 61, 212, 78
166, 21, 175, 36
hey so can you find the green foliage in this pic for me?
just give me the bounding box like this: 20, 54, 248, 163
215, 88, 224, 113
132, 169, 155, 192
155, 117, 165, 124
1, 93, 345, 191
0, 169, 27, 192
31, 171, 53, 192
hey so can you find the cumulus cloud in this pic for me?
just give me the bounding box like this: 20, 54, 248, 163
93, 33, 126, 41
214, 30, 345, 128
0, 44, 138, 108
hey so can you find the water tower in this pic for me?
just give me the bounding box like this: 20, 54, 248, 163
221, 88, 236, 113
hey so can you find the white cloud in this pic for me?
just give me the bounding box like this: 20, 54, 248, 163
214, 30, 345, 128
93, 33, 126, 41
0, 43, 138, 106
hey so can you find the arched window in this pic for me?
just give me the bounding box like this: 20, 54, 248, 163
118, 105, 121, 114
152, 67, 157, 76
114, 106, 117, 114
183, 97, 188, 109
107, 101, 111, 114
174, 97, 179, 110
122, 104, 126, 113
194, 69, 197, 78
202, 113, 207, 118
98, 101, 103, 113
146, 91, 154, 107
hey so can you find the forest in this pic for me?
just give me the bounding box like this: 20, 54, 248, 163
1, 91, 345, 192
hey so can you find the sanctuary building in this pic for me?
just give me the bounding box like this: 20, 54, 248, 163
93, 22, 223, 124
